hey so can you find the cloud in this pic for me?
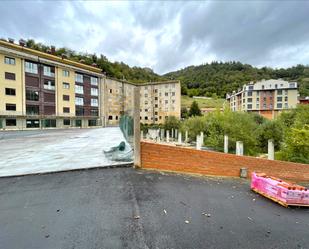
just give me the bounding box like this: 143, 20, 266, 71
0, 1, 308, 74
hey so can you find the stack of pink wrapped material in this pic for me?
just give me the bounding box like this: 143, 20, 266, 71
251, 172, 309, 207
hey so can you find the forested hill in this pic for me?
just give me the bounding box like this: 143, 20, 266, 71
24, 39, 165, 83
164, 62, 309, 98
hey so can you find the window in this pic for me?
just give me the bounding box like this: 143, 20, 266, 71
165, 100, 168, 104
247, 98, 252, 103
75, 107, 84, 116
75, 73, 83, 83
63, 119, 70, 126
285, 96, 288, 102
145, 94, 148, 97
277, 96, 282, 102
145, 116, 148, 120
26, 105, 39, 115
91, 109, 98, 116
42, 119, 56, 128
43, 66, 55, 77
116, 116, 118, 120
289, 83, 296, 88
5, 72, 15, 80
275, 84, 278, 89
91, 77, 98, 86
108, 115, 113, 120
256, 91, 259, 96
25, 62, 38, 74
277, 103, 282, 108
269, 104, 273, 109
262, 85, 265, 90
155, 104, 158, 108
75, 85, 84, 94
256, 104, 260, 109
155, 111, 158, 115
63, 83, 70, 89
248, 85, 254, 90
277, 90, 282, 95
91, 88, 98, 96
6, 119, 16, 126
75, 97, 84, 105
285, 103, 288, 108
256, 98, 259, 102
155, 97, 158, 100
165, 92, 168, 96
91, 98, 98, 107
88, 120, 97, 126
171, 92, 175, 96
154, 89, 158, 93
5, 57, 15, 65
5, 88, 16, 96
63, 95, 70, 101
63, 107, 70, 113
6, 104, 16, 111
145, 109, 148, 112
109, 89, 112, 93
44, 80, 55, 90
63, 70, 70, 77
26, 119, 40, 128
247, 91, 252, 97
26, 90, 39, 101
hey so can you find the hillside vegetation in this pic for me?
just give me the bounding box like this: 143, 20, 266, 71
181, 96, 225, 109
165, 61, 309, 98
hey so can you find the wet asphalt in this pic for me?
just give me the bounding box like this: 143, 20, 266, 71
0, 168, 308, 249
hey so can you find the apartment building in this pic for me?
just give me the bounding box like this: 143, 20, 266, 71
226, 79, 298, 119
104, 78, 181, 125
0, 39, 181, 130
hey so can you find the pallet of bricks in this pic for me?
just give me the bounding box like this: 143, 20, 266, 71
251, 172, 309, 207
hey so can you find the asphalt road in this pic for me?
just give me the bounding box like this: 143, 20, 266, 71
0, 168, 308, 249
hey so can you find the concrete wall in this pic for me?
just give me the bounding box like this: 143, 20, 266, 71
141, 142, 309, 182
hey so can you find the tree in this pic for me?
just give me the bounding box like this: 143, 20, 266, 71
189, 101, 202, 117
181, 107, 189, 119
164, 116, 180, 131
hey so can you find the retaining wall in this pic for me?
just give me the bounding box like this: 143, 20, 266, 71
141, 142, 309, 182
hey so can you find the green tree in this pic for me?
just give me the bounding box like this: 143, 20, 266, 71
189, 101, 202, 117
164, 116, 180, 131
181, 107, 189, 119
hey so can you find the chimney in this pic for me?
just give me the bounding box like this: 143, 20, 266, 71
51, 45, 56, 55
19, 39, 26, 46
8, 38, 14, 43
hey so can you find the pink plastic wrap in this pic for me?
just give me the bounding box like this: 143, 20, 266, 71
251, 172, 309, 206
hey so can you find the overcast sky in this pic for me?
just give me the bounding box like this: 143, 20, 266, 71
0, 1, 309, 74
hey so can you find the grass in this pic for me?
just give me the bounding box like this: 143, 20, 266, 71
181, 95, 226, 109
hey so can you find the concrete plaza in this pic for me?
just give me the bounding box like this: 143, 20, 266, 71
0, 127, 132, 177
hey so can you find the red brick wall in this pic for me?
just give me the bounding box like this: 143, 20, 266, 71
141, 142, 309, 182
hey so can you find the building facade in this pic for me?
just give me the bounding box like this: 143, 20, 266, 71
226, 79, 299, 119
0, 39, 181, 130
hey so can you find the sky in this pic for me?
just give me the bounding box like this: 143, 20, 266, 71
0, 1, 309, 74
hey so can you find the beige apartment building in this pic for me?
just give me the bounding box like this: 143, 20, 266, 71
104, 77, 181, 125
226, 79, 299, 119
0, 39, 181, 130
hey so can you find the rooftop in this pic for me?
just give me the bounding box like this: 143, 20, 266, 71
0, 167, 308, 249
